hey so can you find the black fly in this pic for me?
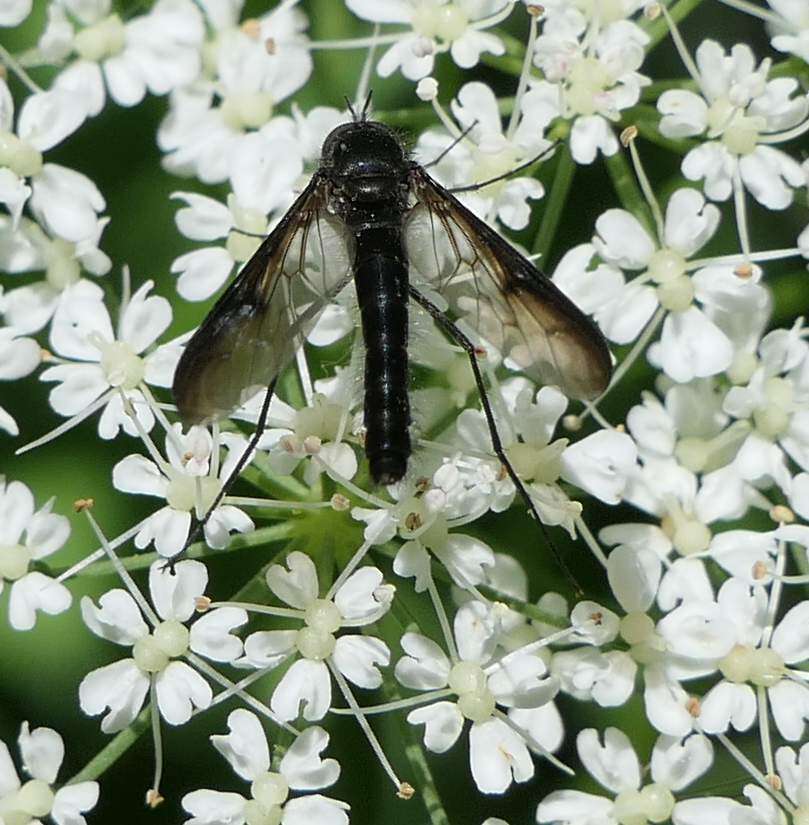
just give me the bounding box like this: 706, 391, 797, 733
172, 103, 612, 559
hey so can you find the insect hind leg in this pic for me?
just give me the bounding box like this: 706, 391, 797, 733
408, 285, 583, 596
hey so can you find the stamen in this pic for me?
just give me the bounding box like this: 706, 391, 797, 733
295, 345, 315, 407
426, 571, 459, 662
623, 129, 665, 242
715, 732, 795, 813
139, 384, 186, 458
470, 2, 516, 31
186, 652, 298, 734
82, 508, 158, 625
578, 306, 666, 426
0, 42, 43, 94
761, 542, 787, 647
757, 684, 776, 780
118, 389, 173, 476
54, 520, 145, 583
659, 3, 703, 90
505, 9, 539, 142
328, 689, 453, 716
574, 514, 609, 568
354, 24, 380, 113
315, 456, 390, 508
496, 710, 574, 775
16, 391, 114, 454
686, 247, 802, 270
325, 535, 375, 600
328, 660, 405, 790
715, 0, 787, 26
305, 33, 405, 51
732, 165, 752, 260
149, 679, 164, 804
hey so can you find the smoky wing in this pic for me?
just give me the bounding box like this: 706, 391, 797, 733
405, 166, 611, 400
173, 175, 355, 424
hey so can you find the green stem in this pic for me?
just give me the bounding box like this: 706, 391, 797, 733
480, 29, 528, 76
401, 720, 449, 825
480, 51, 525, 77
240, 458, 312, 500
67, 707, 152, 784
532, 143, 575, 259
770, 57, 809, 84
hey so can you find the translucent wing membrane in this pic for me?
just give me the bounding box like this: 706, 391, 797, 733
405, 166, 611, 401
173, 175, 355, 424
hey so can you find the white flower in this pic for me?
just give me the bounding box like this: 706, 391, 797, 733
0, 0, 30, 26
113, 425, 255, 557
256, 389, 359, 484
0, 722, 99, 825
658, 40, 808, 209
0, 76, 101, 238
673, 784, 787, 825
0, 478, 72, 630
352, 457, 497, 550
722, 326, 809, 498
79, 559, 245, 731
347, 0, 508, 81
414, 81, 548, 230
396, 600, 559, 793
182, 709, 349, 825
766, 0, 809, 62
775, 743, 809, 813
40, 279, 176, 440
558, 539, 734, 736
0, 214, 111, 335
694, 583, 809, 742
38, 0, 205, 108
170, 191, 270, 301
556, 189, 770, 383
242, 552, 393, 722
0, 320, 41, 406
168, 107, 338, 298
158, 4, 312, 184
537, 728, 713, 825
531, 20, 650, 163
450, 381, 636, 537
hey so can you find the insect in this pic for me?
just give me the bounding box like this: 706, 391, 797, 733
172, 104, 611, 547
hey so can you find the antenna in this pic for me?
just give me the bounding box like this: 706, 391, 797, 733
360, 89, 373, 120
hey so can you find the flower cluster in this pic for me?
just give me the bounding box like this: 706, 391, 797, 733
2, 1, 809, 824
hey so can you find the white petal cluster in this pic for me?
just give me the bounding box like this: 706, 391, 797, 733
243, 552, 393, 723
79, 559, 247, 730
658, 39, 809, 209
347, 0, 508, 80
0, 722, 99, 825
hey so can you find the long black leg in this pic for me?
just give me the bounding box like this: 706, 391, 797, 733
167, 379, 278, 569
447, 142, 558, 194
408, 286, 583, 596
421, 120, 478, 170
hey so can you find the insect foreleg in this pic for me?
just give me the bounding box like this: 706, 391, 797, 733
447, 141, 558, 194
165, 379, 278, 571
